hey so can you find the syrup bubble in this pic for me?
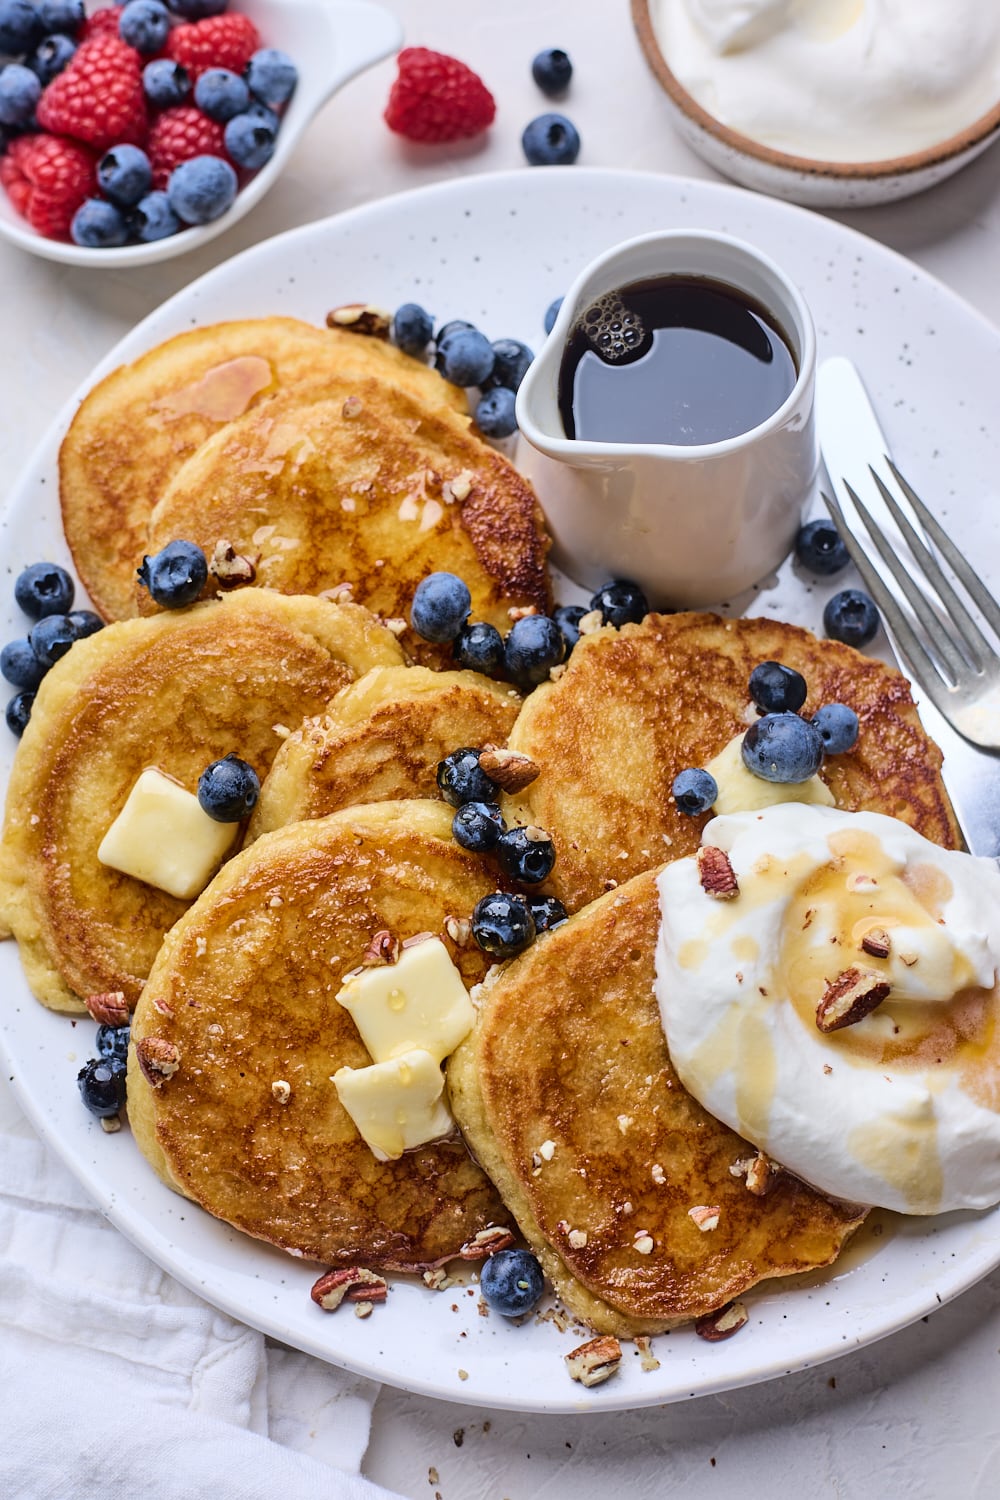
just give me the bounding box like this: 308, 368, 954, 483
577, 292, 646, 362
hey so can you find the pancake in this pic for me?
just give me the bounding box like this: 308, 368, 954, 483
448, 869, 866, 1337
140, 380, 552, 660
0, 591, 404, 1013
250, 665, 522, 839
60, 317, 467, 622
504, 612, 960, 912
128, 800, 512, 1271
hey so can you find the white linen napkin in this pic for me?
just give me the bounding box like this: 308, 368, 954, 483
0, 1076, 405, 1500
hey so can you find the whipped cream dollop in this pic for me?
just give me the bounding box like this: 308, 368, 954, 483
655, 804, 1000, 1213
651, 0, 1000, 162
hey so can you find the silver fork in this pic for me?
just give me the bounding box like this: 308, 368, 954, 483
823, 459, 1000, 751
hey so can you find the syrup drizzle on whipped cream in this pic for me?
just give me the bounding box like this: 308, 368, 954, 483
655, 805, 1000, 1214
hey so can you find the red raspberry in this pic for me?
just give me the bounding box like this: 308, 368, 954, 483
37, 35, 147, 152
384, 48, 496, 143
148, 105, 227, 188
0, 134, 97, 239
81, 6, 124, 40
165, 15, 260, 81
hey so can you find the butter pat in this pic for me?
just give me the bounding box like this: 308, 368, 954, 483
333, 1048, 454, 1161
98, 767, 237, 900
705, 734, 834, 816
336, 936, 474, 1064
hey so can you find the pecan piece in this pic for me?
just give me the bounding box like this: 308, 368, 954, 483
688, 1204, 721, 1232
84, 990, 129, 1027
458, 1226, 516, 1261
209, 540, 256, 589
860, 927, 891, 960
361, 929, 400, 967
565, 1335, 622, 1388
815, 967, 890, 1033
695, 1300, 748, 1342
745, 1153, 780, 1197
697, 846, 739, 900
325, 303, 391, 339
478, 747, 541, 793
310, 1267, 388, 1312
135, 1037, 180, 1087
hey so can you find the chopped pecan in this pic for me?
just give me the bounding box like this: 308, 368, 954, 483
84, 991, 129, 1027
688, 1204, 720, 1232
444, 915, 472, 948
634, 1335, 660, 1372
135, 1037, 180, 1087
478, 747, 540, 793
745, 1153, 780, 1197
209, 540, 255, 589
458, 1226, 516, 1261
341, 395, 363, 419
507, 604, 540, 622
861, 927, 891, 960
815, 967, 890, 1033
325, 303, 391, 339
695, 1300, 749, 1342
697, 846, 739, 900
565, 1335, 622, 1388
271, 1080, 291, 1104
310, 1267, 388, 1312
443, 470, 474, 503
361, 929, 399, 967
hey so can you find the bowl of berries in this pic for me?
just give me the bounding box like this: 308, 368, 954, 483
0, 0, 400, 265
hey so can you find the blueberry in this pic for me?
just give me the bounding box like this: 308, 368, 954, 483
438, 328, 495, 388
471, 891, 536, 958
484, 338, 533, 393
164, 0, 227, 16
15, 561, 74, 620
553, 603, 586, 654
143, 58, 190, 108
435, 318, 476, 346
589, 579, 648, 628
812, 702, 859, 755
531, 47, 572, 97
411, 571, 471, 643
0, 0, 44, 55
504, 614, 564, 687
224, 109, 276, 169
1, 638, 45, 690
452, 800, 505, 853
67, 609, 104, 640
823, 589, 879, 649
28, 613, 76, 668
742, 712, 825, 784
96, 1022, 131, 1062
495, 825, 555, 885
166, 154, 238, 224
197, 752, 260, 821
245, 47, 297, 108
479, 1247, 545, 1316
475, 386, 517, 439
243, 98, 278, 130
436, 747, 498, 808
392, 302, 433, 356
137, 539, 208, 608
97, 144, 152, 206
119, 0, 170, 52
71, 198, 129, 248
795, 518, 849, 577
524, 894, 567, 933
521, 113, 580, 166
543, 297, 563, 335
76, 1056, 127, 1118
453, 620, 504, 675
194, 66, 249, 121
132, 189, 181, 241
672, 767, 718, 816
27, 32, 76, 84
0, 64, 41, 128
748, 660, 807, 715
5, 691, 34, 737
35, 0, 84, 34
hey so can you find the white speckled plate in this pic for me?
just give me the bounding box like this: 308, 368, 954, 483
3, 169, 1000, 1413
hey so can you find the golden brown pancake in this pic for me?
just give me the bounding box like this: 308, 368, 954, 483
504, 612, 960, 912
0, 592, 404, 1013
128, 800, 511, 1270
60, 317, 467, 622
449, 869, 866, 1336
140, 380, 551, 661
250, 665, 521, 839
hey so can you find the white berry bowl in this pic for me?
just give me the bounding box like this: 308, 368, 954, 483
0, 0, 401, 267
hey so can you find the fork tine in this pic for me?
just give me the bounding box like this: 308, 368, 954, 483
886, 458, 1000, 641
867, 467, 995, 672
842, 480, 967, 684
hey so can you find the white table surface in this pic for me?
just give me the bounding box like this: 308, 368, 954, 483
3, 2, 1000, 1494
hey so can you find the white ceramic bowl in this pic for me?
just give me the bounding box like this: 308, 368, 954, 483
631, 0, 1000, 208
0, 0, 401, 267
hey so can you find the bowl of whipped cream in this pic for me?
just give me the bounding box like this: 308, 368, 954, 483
633, 0, 1000, 206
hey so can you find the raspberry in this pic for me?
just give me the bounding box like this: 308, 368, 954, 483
384, 48, 495, 143
81, 5, 124, 39
165, 14, 260, 81
148, 104, 225, 188
0, 133, 96, 239
37, 35, 147, 152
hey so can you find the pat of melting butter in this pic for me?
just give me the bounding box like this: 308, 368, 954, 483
97, 767, 237, 900
705, 733, 835, 816
336, 937, 474, 1064
333, 1048, 454, 1161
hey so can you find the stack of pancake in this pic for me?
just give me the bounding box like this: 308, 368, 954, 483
0, 313, 961, 1333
